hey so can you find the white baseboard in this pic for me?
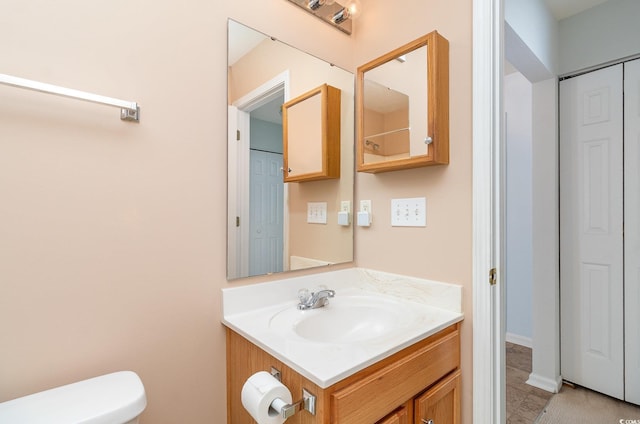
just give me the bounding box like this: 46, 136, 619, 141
505, 332, 532, 348
527, 373, 563, 393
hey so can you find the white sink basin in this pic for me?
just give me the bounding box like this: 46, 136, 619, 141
269, 295, 420, 343
221, 268, 463, 388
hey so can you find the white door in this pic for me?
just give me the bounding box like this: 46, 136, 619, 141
560, 64, 625, 399
249, 149, 284, 276
624, 58, 640, 405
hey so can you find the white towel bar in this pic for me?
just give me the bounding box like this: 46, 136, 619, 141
0, 73, 139, 122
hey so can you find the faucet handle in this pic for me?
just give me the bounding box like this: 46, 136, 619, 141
298, 288, 312, 304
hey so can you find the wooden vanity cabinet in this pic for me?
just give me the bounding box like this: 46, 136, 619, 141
226, 322, 460, 424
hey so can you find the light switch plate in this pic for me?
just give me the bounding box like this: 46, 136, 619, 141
307, 202, 327, 224
391, 197, 426, 227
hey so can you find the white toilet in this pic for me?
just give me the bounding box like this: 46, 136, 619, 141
0, 371, 146, 424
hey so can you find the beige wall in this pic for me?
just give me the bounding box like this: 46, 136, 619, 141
0, 1, 472, 424
354, 0, 473, 423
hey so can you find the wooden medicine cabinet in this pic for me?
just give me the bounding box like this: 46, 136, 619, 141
283, 84, 341, 182
357, 31, 449, 173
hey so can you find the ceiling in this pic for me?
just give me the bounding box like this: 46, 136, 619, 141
543, 0, 611, 20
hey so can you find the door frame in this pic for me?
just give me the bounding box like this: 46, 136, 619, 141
473, 0, 505, 422
231, 71, 291, 274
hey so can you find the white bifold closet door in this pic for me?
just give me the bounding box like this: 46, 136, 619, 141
560, 60, 640, 404
560, 64, 625, 400
624, 58, 640, 405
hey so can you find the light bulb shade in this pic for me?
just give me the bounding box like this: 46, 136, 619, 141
344, 0, 362, 18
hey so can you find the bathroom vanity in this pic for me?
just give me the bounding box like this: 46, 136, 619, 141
222, 268, 463, 424
227, 324, 460, 424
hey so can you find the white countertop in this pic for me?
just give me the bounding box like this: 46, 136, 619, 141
222, 268, 463, 388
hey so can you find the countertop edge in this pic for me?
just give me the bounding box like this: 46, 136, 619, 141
223, 313, 464, 388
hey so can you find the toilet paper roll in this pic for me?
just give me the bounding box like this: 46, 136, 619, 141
241, 371, 293, 424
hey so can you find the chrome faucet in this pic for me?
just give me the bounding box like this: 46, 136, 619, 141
297, 288, 335, 310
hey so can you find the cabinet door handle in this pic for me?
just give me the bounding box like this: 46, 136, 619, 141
422, 420, 433, 424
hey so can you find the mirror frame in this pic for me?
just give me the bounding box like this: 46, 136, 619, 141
356, 30, 449, 173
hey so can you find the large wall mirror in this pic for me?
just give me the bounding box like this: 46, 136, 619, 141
227, 19, 354, 280
357, 31, 449, 173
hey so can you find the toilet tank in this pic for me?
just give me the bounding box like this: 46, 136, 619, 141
0, 371, 146, 424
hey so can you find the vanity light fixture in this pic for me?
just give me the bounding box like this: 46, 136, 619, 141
308, 0, 335, 11
332, 0, 362, 24
286, 0, 361, 35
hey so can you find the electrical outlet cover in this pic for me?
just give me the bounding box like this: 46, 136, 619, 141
360, 200, 372, 213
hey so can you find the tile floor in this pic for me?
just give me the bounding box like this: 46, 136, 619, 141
506, 342, 553, 423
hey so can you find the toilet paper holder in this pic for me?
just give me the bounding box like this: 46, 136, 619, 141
270, 367, 316, 418
271, 388, 316, 418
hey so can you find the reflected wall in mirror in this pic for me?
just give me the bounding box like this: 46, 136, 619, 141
357, 31, 449, 173
227, 19, 354, 280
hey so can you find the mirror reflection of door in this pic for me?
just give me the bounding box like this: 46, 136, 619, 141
249, 97, 285, 276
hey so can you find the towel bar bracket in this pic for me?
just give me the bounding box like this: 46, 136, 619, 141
120, 106, 139, 122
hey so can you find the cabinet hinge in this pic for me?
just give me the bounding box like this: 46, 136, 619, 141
489, 268, 497, 286
236, 216, 240, 227
236, 129, 240, 141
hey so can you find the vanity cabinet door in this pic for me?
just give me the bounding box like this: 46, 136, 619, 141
414, 370, 461, 424
377, 405, 409, 424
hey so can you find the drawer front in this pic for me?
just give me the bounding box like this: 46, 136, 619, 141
331, 328, 460, 424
